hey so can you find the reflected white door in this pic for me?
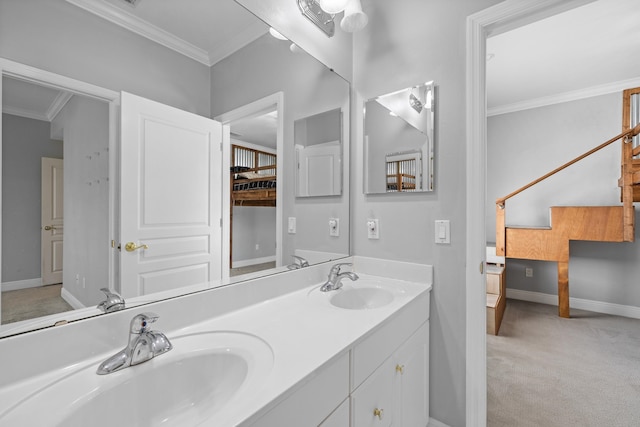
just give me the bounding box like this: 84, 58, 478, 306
119, 92, 222, 299
41, 157, 64, 285
297, 141, 341, 196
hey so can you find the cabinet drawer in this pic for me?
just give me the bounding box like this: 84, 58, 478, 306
351, 291, 429, 391
351, 357, 395, 427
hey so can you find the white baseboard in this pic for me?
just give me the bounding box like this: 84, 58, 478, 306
61, 287, 87, 310
1, 278, 42, 292
429, 418, 450, 427
232, 255, 276, 269
507, 288, 640, 320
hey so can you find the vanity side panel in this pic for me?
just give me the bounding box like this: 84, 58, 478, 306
246, 352, 350, 427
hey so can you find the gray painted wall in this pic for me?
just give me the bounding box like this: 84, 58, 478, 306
0, 0, 211, 116
351, 1, 503, 426
53, 96, 110, 307
211, 33, 350, 266
1, 114, 63, 283
487, 93, 640, 307
232, 206, 276, 265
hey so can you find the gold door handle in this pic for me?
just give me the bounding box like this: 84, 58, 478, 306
373, 408, 384, 420
44, 225, 57, 231
396, 364, 405, 374
124, 242, 148, 252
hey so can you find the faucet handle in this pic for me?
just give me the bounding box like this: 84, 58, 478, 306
97, 288, 125, 313
331, 262, 353, 273
292, 255, 309, 267
130, 312, 159, 334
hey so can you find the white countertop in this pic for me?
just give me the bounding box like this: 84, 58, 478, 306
0, 258, 432, 426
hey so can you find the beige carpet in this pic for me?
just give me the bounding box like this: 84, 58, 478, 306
488, 299, 640, 426
1, 284, 73, 324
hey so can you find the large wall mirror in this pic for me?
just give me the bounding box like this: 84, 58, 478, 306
0, 0, 350, 338
364, 81, 436, 194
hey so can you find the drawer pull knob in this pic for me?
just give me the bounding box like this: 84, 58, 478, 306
396, 364, 405, 374
373, 408, 384, 420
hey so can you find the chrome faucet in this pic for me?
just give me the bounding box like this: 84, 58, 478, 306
96, 312, 172, 375
97, 288, 125, 313
320, 263, 359, 292
287, 255, 310, 270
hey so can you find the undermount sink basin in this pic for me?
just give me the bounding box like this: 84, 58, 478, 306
0, 332, 273, 427
330, 286, 394, 309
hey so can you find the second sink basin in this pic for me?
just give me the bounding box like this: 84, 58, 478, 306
0, 331, 274, 427
330, 286, 394, 309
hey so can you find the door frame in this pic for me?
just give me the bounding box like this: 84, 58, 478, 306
215, 92, 284, 280
0, 58, 120, 297
465, 1, 597, 424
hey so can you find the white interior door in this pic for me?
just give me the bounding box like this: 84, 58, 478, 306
41, 157, 64, 286
119, 92, 222, 299
297, 141, 341, 196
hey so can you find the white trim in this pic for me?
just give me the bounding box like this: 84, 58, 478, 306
2, 106, 49, 122
428, 418, 451, 427
60, 287, 87, 310
507, 289, 640, 320
46, 91, 74, 122
64, 0, 210, 66
1, 57, 120, 321
0, 58, 120, 102
231, 255, 277, 269
465, 1, 596, 426
1, 278, 42, 292
488, 76, 640, 116
215, 92, 285, 281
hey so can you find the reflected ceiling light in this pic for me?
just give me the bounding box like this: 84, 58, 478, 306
298, 0, 367, 37
317, 0, 350, 14
269, 27, 288, 41
340, 0, 368, 32
409, 93, 423, 113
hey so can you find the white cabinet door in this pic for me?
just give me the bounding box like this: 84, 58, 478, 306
319, 398, 349, 427
394, 322, 429, 427
119, 92, 222, 298
352, 357, 394, 427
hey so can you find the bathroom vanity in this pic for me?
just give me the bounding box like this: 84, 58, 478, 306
0, 257, 431, 426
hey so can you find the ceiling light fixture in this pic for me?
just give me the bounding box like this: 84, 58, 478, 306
409, 93, 423, 114
340, 0, 368, 32
317, 0, 350, 14
297, 0, 335, 37
298, 0, 367, 37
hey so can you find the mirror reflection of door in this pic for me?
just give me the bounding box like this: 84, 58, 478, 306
227, 108, 278, 277
41, 157, 64, 285
1, 75, 109, 326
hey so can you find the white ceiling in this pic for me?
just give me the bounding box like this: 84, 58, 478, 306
487, 0, 640, 115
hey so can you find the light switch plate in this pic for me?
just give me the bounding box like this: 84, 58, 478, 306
435, 220, 450, 244
367, 219, 379, 239
329, 218, 339, 237
288, 217, 296, 234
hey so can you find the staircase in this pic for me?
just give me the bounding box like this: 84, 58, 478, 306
495, 87, 640, 318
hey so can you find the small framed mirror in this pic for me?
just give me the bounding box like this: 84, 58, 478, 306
295, 108, 343, 197
364, 81, 435, 194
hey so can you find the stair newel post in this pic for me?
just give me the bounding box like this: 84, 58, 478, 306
621, 134, 635, 242
496, 201, 506, 256
557, 261, 570, 318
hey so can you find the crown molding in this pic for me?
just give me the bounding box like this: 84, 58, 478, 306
488, 76, 640, 117
47, 91, 74, 121
65, 0, 211, 66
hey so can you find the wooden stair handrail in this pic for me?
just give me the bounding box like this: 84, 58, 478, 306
496, 123, 640, 207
